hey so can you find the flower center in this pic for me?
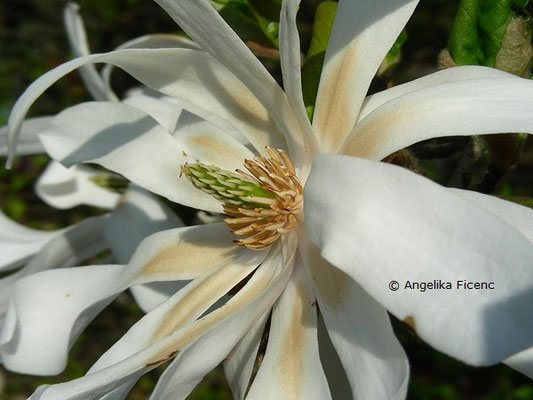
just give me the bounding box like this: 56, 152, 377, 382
181, 147, 303, 250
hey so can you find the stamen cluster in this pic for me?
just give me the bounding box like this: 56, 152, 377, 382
182, 147, 303, 249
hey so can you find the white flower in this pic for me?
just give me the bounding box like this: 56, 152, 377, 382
4, 0, 533, 399
0, 3, 191, 328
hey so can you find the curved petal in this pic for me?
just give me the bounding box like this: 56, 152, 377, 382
172, 118, 255, 171
449, 189, 533, 245
505, 347, 533, 379
63, 2, 117, 102
313, 0, 419, 152
104, 185, 184, 312
0, 215, 107, 331
39, 101, 221, 212
7, 47, 287, 166
279, 0, 318, 155
246, 257, 331, 400
122, 93, 184, 133
0, 117, 49, 156
153, 0, 310, 164
36, 161, 120, 209
27, 238, 296, 399
101, 33, 199, 93
301, 237, 409, 400
341, 76, 533, 160
104, 185, 183, 264
223, 311, 269, 400
357, 66, 517, 122
1, 223, 242, 374
0, 210, 61, 272
1, 264, 125, 374
305, 155, 533, 366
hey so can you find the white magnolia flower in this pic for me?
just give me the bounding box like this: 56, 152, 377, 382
4, 0, 533, 399
0, 3, 194, 327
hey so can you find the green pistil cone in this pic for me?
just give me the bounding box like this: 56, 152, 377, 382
182, 163, 275, 209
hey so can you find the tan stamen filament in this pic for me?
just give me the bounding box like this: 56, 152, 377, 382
182, 147, 303, 250
225, 147, 303, 249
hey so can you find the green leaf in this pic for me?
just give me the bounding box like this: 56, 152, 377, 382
219, 3, 273, 46
248, 0, 281, 21
448, 0, 530, 67
378, 30, 408, 75
301, 1, 338, 120
247, 1, 280, 47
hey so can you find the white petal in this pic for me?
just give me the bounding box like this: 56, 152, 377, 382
0, 215, 107, 332
36, 161, 120, 209
63, 3, 117, 102
247, 257, 331, 400
172, 118, 255, 171
100, 32, 199, 104
358, 65, 516, 122
505, 347, 533, 379
1, 264, 126, 374
0, 117, 49, 156
449, 189, 533, 245
130, 282, 189, 315
104, 185, 184, 312
341, 76, 533, 160
279, 0, 318, 155
1, 223, 241, 374
39, 101, 221, 212
7, 48, 287, 166
313, 0, 419, 152
301, 237, 409, 400
0, 210, 61, 272
27, 238, 296, 399
92, 249, 267, 373
104, 185, 183, 264
223, 312, 269, 400
153, 0, 309, 162
122, 93, 183, 133
305, 155, 533, 365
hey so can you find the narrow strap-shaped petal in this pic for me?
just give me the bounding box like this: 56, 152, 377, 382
101, 33, 199, 93
0, 117, 49, 156
301, 237, 409, 400
313, 0, 419, 152
63, 2, 117, 102
39, 101, 221, 212
341, 76, 533, 160
1, 223, 243, 373
506, 348, 533, 379
449, 189, 533, 245
36, 161, 120, 209
153, 0, 308, 159
2, 242, 257, 375
246, 256, 332, 400
171, 118, 255, 172
104, 185, 183, 264
357, 66, 516, 123
0, 215, 107, 331
26, 239, 295, 399
7, 48, 286, 166
223, 312, 269, 400
103, 185, 185, 313
305, 154, 533, 366
279, 0, 319, 157
0, 210, 63, 272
